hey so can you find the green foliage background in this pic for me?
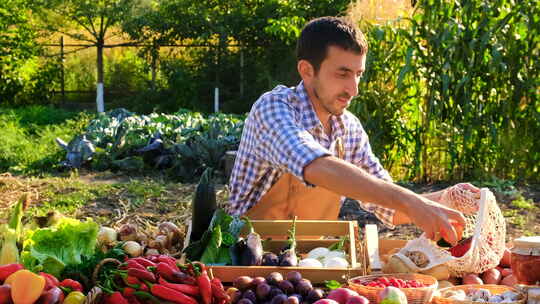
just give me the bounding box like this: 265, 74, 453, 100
0, 0, 538, 182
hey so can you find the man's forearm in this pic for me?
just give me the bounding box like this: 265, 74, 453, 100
303, 156, 418, 216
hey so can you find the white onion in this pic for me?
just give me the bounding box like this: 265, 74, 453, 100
325, 250, 346, 260
307, 247, 330, 260
97, 226, 117, 245
298, 258, 323, 267
324, 257, 349, 268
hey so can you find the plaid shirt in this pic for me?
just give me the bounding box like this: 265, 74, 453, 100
227, 81, 396, 228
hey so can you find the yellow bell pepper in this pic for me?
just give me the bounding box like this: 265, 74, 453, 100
63, 291, 86, 304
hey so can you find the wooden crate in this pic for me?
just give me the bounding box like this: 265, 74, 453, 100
207, 220, 367, 284
361, 224, 408, 274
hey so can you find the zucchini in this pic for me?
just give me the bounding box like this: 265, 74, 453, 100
190, 168, 217, 243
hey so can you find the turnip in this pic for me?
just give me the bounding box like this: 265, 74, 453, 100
327, 288, 360, 304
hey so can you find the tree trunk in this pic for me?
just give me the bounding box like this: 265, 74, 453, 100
96, 38, 105, 113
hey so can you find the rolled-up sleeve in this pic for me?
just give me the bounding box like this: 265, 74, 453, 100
251, 97, 331, 184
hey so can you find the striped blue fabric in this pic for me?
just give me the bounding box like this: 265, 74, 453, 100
227, 81, 396, 227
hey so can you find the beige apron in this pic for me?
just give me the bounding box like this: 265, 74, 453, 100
245, 137, 344, 220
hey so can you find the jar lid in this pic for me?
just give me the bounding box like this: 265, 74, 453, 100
512, 236, 540, 256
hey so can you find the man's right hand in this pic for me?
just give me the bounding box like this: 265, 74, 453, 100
405, 196, 466, 246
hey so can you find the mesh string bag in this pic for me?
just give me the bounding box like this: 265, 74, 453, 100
392, 186, 506, 277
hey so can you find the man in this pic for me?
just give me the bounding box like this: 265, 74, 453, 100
227, 16, 469, 246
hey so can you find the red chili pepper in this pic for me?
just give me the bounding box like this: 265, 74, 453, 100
59, 279, 83, 293
0, 263, 24, 282
156, 255, 179, 270
150, 284, 198, 304
158, 277, 199, 296
124, 275, 142, 288
449, 236, 473, 257
131, 257, 157, 268
156, 262, 197, 285
133, 291, 160, 304
126, 295, 142, 304
123, 287, 136, 298
106, 291, 129, 304
193, 262, 212, 304
127, 268, 156, 283
39, 272, 59, 290
125, 259, 147, 271
210, 278, 230, 301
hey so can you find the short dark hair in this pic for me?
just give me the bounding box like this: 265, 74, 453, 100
296, 16, 368, 72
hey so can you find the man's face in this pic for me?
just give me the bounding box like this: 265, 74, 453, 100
309, 45, 365, 116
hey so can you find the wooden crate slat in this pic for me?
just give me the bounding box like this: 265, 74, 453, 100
239, 220, 351, 236
209, 265, 366, 284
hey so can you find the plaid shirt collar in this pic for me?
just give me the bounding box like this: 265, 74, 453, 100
294, 81, 346, 140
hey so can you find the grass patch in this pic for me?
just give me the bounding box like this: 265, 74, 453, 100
510, 195, 536, 210
0, 106, 93, 175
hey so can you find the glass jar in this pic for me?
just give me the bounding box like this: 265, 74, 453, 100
510, 236, 540, 285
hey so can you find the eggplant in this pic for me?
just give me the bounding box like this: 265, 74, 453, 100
232, 238, 247, 266
240, 217, 263, 266
190, 168, 217, 243
262, 252, 279, 266
278, 217, 298, 267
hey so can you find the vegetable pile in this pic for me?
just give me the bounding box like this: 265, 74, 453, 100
95, 257, 228, 304
56, 108, 244, 182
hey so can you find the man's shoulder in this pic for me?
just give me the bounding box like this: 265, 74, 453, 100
252, 84, 300, 113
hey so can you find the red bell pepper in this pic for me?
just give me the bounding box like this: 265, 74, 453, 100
39, 272, 59, 290
59, 279, 83, 293
0, 264, 24, 282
